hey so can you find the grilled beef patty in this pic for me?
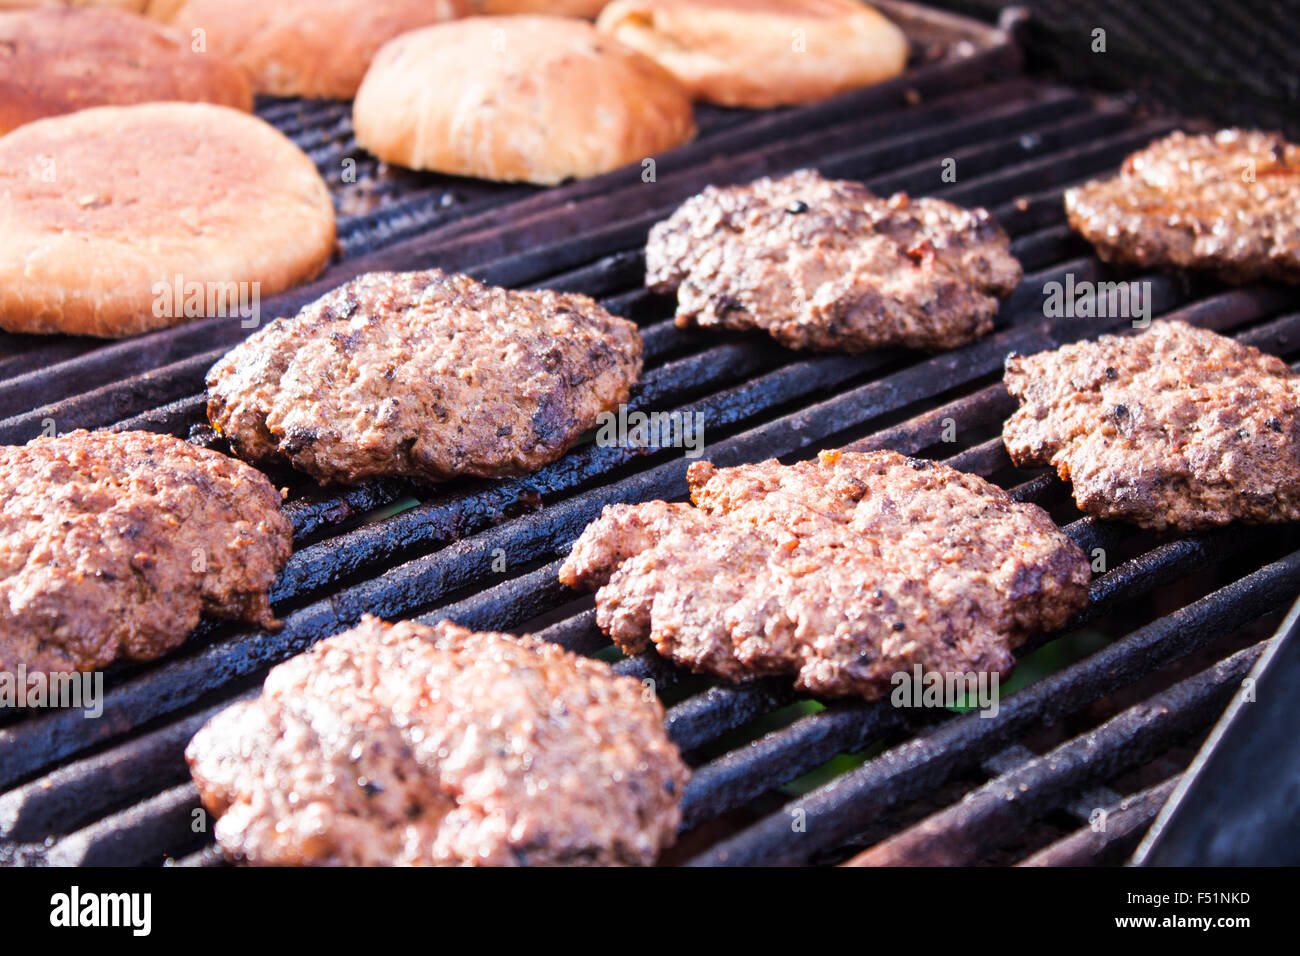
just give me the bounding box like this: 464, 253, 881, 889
206, 269, 643, 485
1003, 320, 1300, 531
0, 430, 291, 676
187, 616, 688, 866
1065, 129, 1300, 283
559, 449, 1090, 699
645, 169, 1023, 352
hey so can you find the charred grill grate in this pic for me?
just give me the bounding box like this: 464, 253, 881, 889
1, 2, 1297, 867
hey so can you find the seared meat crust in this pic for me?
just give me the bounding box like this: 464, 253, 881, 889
186, 616, 688, 866
0, 430, 291, 676
207, 269, 643, 485
1065, 129, 1300, 283
645, 169, 1022, 352
1003, 320, 1300, 530
559, 450, 1090, 698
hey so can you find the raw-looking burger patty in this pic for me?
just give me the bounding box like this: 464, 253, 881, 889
645, 169, 1023, 352
559, 449, 1090, 699
1065, 129, 1300, 284
0, 430, 291, 676
1003, 320, 1300, 531
206, 269, 643, 485
186, 616, 688, 866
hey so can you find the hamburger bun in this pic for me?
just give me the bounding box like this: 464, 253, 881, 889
0, 102, 336, 338
155, 0, 469, 99
353, 15, 695, 185
0, 6, 252, 135
596, 0, 909, 108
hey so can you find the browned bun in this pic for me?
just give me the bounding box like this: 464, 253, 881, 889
0, 103, 336, 338
354, 15, 696, 185
0, 6, 252, 135
155, 0, 470, 99
596, 0, 909, 108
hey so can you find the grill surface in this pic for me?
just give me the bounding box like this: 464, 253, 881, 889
1, 2, 1297, 867
933, 0, 1300, 141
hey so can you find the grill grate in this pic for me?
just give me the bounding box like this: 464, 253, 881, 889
927, 0, 1300, 140
2, 2, 1298, 867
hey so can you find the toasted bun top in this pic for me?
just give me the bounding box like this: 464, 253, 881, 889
0, 102, 336, 337
0, 6, 252, 135
353, 15, 695, 185
157, 0, 470, 99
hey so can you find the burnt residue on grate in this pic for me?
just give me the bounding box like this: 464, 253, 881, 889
2, 2, 1299, 867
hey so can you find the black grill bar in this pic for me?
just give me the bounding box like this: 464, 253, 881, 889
175, 846, 223, 868
667, 681, 801, 756
45, 784, 204, 868
979, 743, 1123, 822
0, 340, 91, 381
680, 705, 912, 833
0, 696, 246, 844
531, 610, 606, 656
0, 344, 232, 446
1019, 777, 1181, 867
844, 643, 1264, 866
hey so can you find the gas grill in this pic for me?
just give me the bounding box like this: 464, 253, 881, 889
1, 0, 1297, 868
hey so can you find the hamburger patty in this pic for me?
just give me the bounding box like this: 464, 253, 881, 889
559, 450, 1090, 698
1003, 320, 1300, 531
1065, 129, 1300, 283
0, 430, 291, 676
186, 616, 688, 866
206, 269, 643, 485
645, 169, 1023, 352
